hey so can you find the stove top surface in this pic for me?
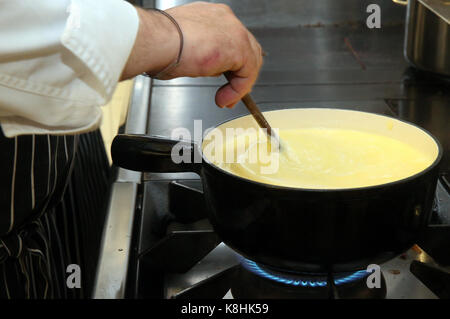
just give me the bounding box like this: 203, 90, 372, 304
165, 243, 433, 299
125, 0, 450, 300
126, 177, 450, 299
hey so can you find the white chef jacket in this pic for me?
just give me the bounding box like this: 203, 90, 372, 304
0, 0, 139, 137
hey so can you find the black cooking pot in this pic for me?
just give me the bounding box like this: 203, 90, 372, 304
111, 108, 442, 272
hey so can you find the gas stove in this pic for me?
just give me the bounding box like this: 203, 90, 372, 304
125, 175, 449, 299
94, 0, 450, 300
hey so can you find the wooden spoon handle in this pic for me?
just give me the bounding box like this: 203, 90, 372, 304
223, 72, 279, 142
240, 93, 276, 138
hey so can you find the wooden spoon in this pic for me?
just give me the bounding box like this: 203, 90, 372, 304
224, 73, 283, 150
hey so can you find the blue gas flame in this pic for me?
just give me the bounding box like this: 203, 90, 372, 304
241, 258, 370, 287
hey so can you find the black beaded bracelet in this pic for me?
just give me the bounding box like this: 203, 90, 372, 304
143, 8, 184, 79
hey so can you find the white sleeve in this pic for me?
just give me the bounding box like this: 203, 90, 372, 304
0, 0, 139, 137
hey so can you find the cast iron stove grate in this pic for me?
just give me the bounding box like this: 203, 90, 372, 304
132, 178, 450, 299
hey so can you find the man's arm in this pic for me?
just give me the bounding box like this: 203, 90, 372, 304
0, 1, 262, 137
0, 0, 139, 137
122, 3, 263, 108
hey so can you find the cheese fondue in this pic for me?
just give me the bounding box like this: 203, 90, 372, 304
210, 127, 435, 189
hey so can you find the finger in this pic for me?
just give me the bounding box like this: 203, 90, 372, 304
215, 74, 247, 108
247, 31, 263, 71
248, 33, 264, 85
215, 43, 260, 107
215, 83, 228, 108
215, 67, 256, 108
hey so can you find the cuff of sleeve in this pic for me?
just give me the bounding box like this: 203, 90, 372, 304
61, 0, 139, 100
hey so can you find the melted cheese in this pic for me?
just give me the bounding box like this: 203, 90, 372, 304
212, 128, 435, 189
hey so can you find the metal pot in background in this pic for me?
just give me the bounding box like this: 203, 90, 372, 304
394, 0, 450, 76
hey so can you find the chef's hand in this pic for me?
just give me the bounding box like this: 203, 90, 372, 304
121, 2, 263, 108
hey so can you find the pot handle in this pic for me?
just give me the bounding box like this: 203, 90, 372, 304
111, 134, 202, 173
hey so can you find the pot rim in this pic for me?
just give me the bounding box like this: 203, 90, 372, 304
200, 107, 443, 193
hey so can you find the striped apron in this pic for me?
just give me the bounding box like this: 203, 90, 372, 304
0, 129, 111, 298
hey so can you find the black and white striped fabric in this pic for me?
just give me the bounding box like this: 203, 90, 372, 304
0, 129, 112, 299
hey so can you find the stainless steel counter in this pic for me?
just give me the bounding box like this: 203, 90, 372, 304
148, 0, 406, 27
93, 76, 151, 299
